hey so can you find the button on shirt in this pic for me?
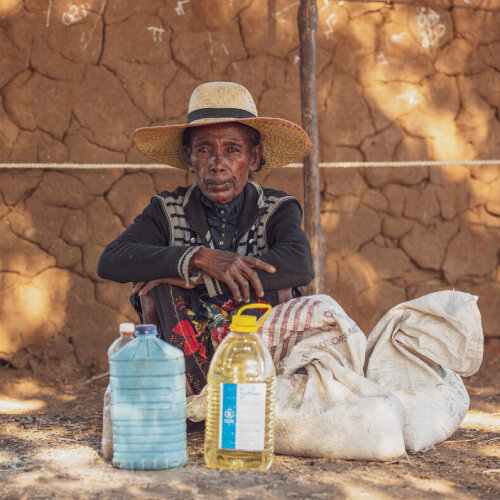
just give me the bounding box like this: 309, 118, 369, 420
198, 188, 245, 250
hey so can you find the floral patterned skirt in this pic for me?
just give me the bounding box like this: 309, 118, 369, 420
135, 285, 271, 394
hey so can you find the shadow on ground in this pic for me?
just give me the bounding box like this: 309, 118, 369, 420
0, 357, 499, 500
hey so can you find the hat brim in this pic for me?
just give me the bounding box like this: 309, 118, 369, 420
133, 117, 311, 170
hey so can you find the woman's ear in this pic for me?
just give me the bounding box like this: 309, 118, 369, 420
184, 145, 194, 173
248, 144, 262, 173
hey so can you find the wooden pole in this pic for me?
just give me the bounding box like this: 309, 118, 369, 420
298, 0, 325, 294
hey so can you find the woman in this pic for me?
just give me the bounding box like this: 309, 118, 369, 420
98, 82, 313, 394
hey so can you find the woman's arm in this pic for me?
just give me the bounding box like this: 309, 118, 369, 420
255, 199, 314, 290
97, 199, 197, 283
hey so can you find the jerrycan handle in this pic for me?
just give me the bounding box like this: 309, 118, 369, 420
230, 303, 272, 333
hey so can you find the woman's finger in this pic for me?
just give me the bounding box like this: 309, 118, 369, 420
221, 273, 241, 302
162, 277, 185, 287
132, 281, 146, 294
243, 256, 276, 273
242, 265, 265, 298
231, 267, 251, 303
139, 280, 160, 296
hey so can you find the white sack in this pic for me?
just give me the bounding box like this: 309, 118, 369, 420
274, 327, 406, 459
186, 385, 207, 423
365, 290, 483, 452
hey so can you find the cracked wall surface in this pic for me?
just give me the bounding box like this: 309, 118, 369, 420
1, 0, 500, 162
1, 1, 500, 370
1, 165, 499, 372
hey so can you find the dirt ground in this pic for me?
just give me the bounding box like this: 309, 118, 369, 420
0, 356, 499, 500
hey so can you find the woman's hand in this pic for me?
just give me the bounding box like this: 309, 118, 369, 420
132, 275, 203, 296
189, 247, 275, 303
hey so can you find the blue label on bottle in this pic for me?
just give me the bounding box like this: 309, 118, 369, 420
219, 383, 237, 450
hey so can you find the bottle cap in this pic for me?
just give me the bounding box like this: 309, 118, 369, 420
230, 304, 272, 333
135, 324, 158, 335
231, 314, 258, 332
119, 322, 135, 334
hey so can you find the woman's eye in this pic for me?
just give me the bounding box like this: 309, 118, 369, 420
197, 147, 209, 153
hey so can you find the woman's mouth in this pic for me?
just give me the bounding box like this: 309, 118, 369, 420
207, 181, 231, 190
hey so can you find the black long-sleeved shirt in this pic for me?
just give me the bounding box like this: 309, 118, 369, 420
97, 183, 314, 293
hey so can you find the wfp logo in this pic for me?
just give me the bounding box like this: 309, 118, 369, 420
223, 407, 235, 424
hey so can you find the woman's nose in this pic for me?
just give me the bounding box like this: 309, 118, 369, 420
209, 149, 226, 170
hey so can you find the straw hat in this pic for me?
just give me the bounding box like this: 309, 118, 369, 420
133, 82, 310, 170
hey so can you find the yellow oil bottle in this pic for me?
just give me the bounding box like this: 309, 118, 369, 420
204, 304, 276, 471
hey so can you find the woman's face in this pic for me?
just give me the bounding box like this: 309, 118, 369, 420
184, 123, 261, 203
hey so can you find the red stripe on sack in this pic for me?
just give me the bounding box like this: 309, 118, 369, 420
277, 299, 302, 360
269, 302, 284, 347
274, 298, 310, 361
293, 297, 311, 331
269, 345, 277, 361
304, 299, 320, 331
295, 330, 304, 348
280, 298, 296, 336
280, 332, 296, 361
270, 302, 284, 330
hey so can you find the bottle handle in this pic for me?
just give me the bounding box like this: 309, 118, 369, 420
233, 303, 272, 329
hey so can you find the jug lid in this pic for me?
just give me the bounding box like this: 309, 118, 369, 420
135, 324, 157, 335
119, 322, 135, 334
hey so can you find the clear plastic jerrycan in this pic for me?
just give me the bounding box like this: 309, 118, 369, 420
102, 322, 135, 461
110, 324, 188, 470
204, 304, 276, 471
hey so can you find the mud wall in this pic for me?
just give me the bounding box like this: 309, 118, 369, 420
1, 0, 500, 163
1, 165, 499, 373
1, 0, 500, 371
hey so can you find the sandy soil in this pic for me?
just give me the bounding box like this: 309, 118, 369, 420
0, 357, 499, 500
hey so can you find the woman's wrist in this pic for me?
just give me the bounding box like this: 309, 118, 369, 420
189, 247, 210, 270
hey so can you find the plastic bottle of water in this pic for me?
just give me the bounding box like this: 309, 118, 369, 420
110, 324, 188, 470
102, 322, 135, 461
204, 304, 276, 471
